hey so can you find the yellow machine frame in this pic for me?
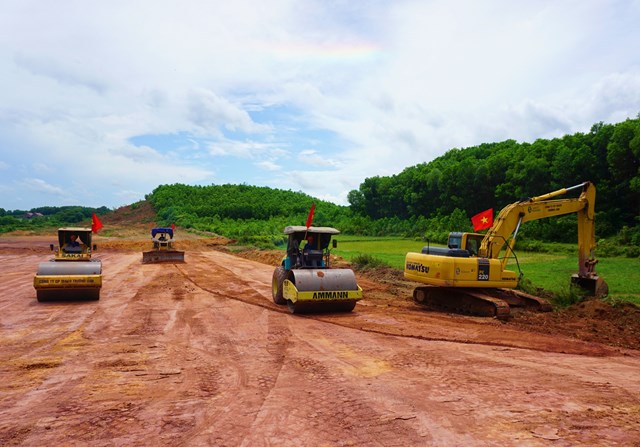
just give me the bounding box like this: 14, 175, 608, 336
405, 182, 603, 292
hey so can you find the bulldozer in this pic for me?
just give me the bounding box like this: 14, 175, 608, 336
33, 227, 102, 302
404, 181, 608, 319
272, 226, 363, 313
142, 227, 185, 263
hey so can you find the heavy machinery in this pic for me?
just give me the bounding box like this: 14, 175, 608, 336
272, 226, 363, 313
33, 228, 102, 302
404, 181, 608, 319
142, 227, 185, 263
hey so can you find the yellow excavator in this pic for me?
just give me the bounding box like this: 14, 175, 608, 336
33, 227, 102, 302
404, 181, 608, 319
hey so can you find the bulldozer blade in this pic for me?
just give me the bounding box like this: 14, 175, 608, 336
142, 250, 185, 264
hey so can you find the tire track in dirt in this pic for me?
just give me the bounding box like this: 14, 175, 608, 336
3, 242, 640, 446
174, 251, 624, 357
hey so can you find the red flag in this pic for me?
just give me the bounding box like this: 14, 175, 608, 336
91, 212, 103, 233
305, 203, 315, 229
471, 208, 493, 231
171, 223, 176, 231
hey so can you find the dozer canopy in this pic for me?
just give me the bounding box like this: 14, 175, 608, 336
151, 228, 174, 239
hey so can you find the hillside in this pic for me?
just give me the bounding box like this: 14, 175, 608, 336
348, 116, 640, 244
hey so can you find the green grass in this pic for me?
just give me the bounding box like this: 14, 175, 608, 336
333, 236, 426, 270
332, 235, 640, 305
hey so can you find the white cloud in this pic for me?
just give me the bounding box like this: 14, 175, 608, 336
188, 89, 271, 134
0, 0, 639, 209
22, 178, 65, 195
256, 160, 281, 171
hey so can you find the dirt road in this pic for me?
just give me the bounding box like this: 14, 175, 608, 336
1, 237, 639, 446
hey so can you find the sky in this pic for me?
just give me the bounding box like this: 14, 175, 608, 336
1, 0, 639, 211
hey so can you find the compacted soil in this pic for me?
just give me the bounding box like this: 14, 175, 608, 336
1, 234, 639, 446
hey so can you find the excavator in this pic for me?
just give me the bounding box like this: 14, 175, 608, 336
404, 181, 608, 319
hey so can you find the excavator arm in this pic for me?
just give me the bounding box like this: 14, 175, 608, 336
480, 181, 601, 286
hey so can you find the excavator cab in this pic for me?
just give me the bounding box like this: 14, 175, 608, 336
447, 232, 483, 256
421, 232, 484, 258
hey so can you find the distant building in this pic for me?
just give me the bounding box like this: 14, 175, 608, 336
25, 212, 44, 219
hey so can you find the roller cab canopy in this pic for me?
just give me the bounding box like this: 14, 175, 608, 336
151, 228, 174, 239
58, 227, 93, 248
283, 226, 340, 251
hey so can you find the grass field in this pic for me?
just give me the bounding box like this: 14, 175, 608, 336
332, 235, 640, 305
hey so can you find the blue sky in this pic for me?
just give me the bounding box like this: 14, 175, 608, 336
1, 0, 639, 210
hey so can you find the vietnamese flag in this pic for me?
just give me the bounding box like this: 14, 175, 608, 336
91, 212, 104, 233
171, 223, 176, 231
471, 208, 493, 231
305, 203, 315, 229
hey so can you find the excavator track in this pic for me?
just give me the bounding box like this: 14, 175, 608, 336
413, 286, 511, 320
413, 286, 552, 320
489, 288, 552, 312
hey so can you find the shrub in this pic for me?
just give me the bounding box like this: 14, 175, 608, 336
351, 254, 391, 271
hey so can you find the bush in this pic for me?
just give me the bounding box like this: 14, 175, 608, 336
516, 239, 546, 253
350, 254, 391, 271
551, 283, 587, 308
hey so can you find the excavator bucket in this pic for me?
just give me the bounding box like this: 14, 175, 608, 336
571, 274, 609, 297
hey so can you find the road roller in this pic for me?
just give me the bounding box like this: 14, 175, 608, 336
272, 226, 363, 313
33, 228, 102, 302
142, 227, 185, 263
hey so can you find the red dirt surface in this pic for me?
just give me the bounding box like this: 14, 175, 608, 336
1, 232, 639, 446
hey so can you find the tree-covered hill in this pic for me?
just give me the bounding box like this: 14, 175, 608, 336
147, 184, 352, 246
0, 206, 110, 234
2, 117, 638, 252
348, 116, 640, 245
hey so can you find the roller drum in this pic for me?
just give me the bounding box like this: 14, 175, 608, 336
37, 261, 102, 276
288, 268, 359, 292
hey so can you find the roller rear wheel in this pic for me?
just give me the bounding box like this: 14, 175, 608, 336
272, 267, 287, 305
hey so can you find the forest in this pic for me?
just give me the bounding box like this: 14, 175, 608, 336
143, 117, 639, 252
1, 117, 638, 255
0, 206, 110, 234
347, 117, 640, 247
